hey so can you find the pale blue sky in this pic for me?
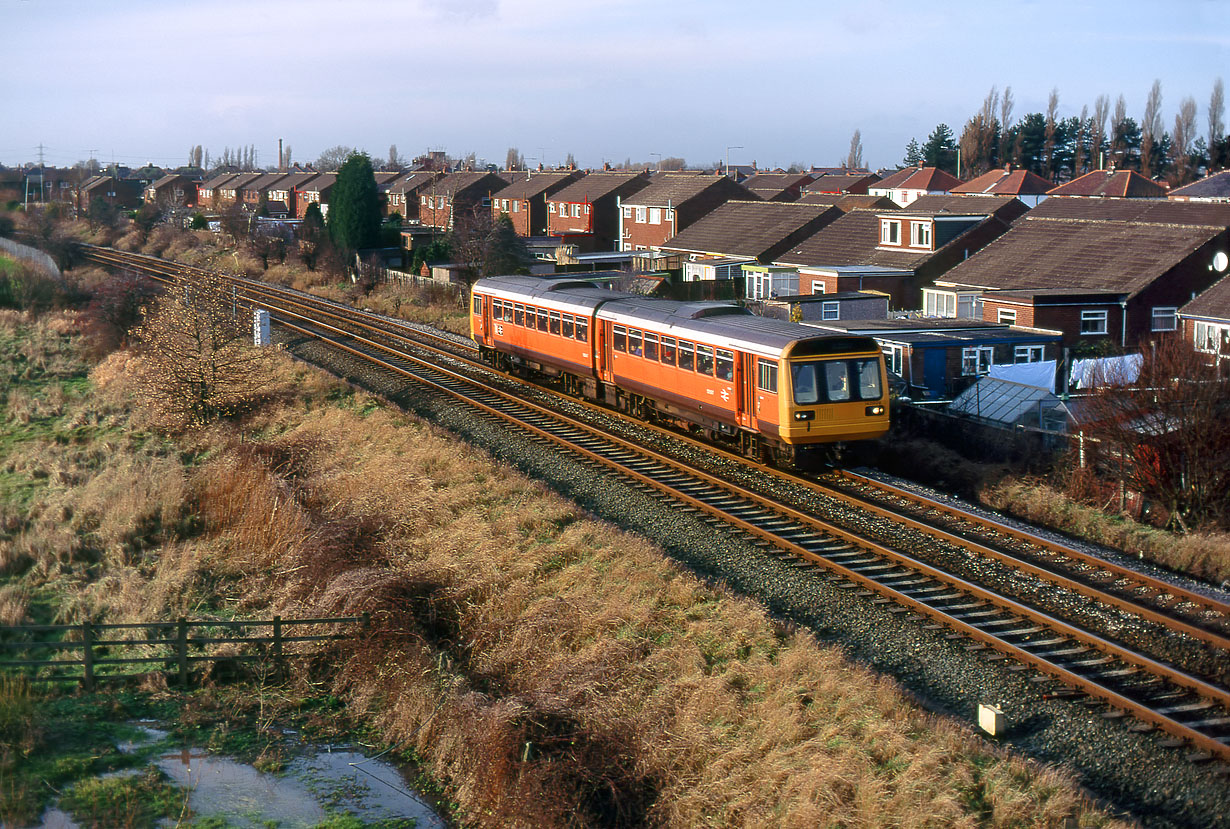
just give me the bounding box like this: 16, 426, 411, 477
2, 0, 1226, 171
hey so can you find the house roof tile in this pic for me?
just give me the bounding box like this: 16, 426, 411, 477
1169, 170, 1230, 200
621, 174, 753, 207
1181, 275, 1230, 321
803, 173, 880, 194
873, 167, 963, 192
741, 173, 814, 200
1026, 196, 1230, 226
548, 172, 650, 203
938, 215, 1223, 297
951, 167, 1053, 196
1046, 169, 1167, 198
489, 171, 580, 200
796, 193, 899, 212
658, 201, 840, 260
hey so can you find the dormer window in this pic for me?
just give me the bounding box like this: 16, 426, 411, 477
880, 219, 900, 245
910, 221, 932, 248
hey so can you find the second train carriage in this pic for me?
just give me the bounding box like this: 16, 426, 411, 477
471, 275, 889, 463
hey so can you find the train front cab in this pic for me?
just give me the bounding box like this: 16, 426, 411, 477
775, 337, 890, 449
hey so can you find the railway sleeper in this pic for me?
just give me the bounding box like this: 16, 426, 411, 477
1019, 636, 1068, 648
1185, 716, 1230, 729
1032, 646, 1089, 660
1155, 701, 1216, 715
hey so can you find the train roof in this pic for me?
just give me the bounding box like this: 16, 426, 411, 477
473, 274, 638, 314
598, 297, 879, 359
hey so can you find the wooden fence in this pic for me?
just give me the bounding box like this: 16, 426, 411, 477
0, 615, 367, 689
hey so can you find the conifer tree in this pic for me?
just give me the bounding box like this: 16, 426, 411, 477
327, 152, 382, 255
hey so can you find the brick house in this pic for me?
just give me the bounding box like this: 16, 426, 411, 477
950, 165, 1053, 208
197, 173, 241, 210
868, 166, 963, 207
774, 194, 1026, 311
931, 199, 1230, 349
418, 171, 507, 230
296, 173, 337, 218
217, 173, 263, 208
383, 171, 441, 220
618, 174, 754, 251
1178, 274, 1230, 369
546, 172, 651, 252
144, 174, 198, 208
80, 175, 143, 212
489, 171, 582, 236
239, 172, 292, 213
266, 172, 319, 218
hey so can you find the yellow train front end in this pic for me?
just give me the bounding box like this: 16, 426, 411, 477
776, 339, 890, 447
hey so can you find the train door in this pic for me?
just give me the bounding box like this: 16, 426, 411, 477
740, 353, 755, 429
470, 291, 487, 344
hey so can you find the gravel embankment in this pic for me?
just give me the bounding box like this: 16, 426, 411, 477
279, 329, 1230, 829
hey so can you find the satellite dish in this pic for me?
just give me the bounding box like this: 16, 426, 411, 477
1214, 251, 1230, 273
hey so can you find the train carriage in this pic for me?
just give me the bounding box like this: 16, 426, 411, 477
471, 275, 889, 465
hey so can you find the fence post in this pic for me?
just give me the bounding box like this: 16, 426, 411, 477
177, 618, 189, 687
273, 615, 283, 680
81, 621, 94, 691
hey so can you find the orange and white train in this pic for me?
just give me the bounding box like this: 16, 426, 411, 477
470, 275, 889, 464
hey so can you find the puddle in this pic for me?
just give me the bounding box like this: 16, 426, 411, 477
155, 745, 446, 828
33, 730, 445, 829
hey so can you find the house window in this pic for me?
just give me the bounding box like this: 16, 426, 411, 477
1151, 306, 1177, 331
512, 200, 519, 213
1194, 321, 1230, 353
548, 203, 556, 213
572, 204, 582, 218
880, 219, 900, 245
881, 344, 904, 376
811, 280, 825, 295
758, 359, 778, 393
635, 207, 647, 223
924, 291, 956, 318
1014, 345, 1044, 363
622, 206, 632, 218
957, 294, 981, 319
962, 346, 994, 375
1080, 310, 1108, 335
664, 208, 674, 221
910, 221, 931, 247
821, 301, 839, 321
997, 308, 1017, 325
649, 207, 661, 224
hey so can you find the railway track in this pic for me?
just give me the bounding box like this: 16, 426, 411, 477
82, 245, 1230, 763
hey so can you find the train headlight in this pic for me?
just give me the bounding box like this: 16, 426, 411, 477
865, 405, 886, 416
793, 410, 815, 421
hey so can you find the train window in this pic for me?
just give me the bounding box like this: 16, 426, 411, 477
537, 309, 549, 332
515, 304, 525, 326
824, 362, 851, 401
715, 349, 734, 382
696, 345, 714, 375
613, 325, 626, 352
576, 319, 588, 343
678, 341, 695, 371
562, 314, 574, 338
792, 363, 819, 405
644, 333, 658, 361
856, 359, 882, 400
660, 336, 676, 366
628, 329, 643, 357
472, 295, 483, 315
492, 299, 503, 321
758, 360, 777, 393
549, 311, 561, 335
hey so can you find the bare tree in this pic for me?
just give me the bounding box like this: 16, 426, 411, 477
846, 129, 864, 170
1073, 104, 1090, 176
1210, 77, 1226, 150
505, 147, 524, 171
387, 144, 406, 171
283, 145, 293, 168
1140, 79, 1163, 175
1091, 94, 1111, 169
999, 85, 1015, 146
960, 87, 1001, 177
1080, 337, 1230, 530
132, 270, 273, 430
1043, 87, 1060, 178
1172, 96, 1199, 184
316, 145, 356, 172
564, 151, 576, 169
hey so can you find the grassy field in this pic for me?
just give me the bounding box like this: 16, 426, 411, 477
0, 304, 1122, 827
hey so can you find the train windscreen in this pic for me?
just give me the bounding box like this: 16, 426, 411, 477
791, 358, 882, 405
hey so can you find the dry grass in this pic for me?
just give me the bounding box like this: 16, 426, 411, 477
982, 478, 1230, 586
169, 357, 1118, 828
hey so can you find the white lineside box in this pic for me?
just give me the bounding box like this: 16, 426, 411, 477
978, 703, 1005, 736
253, 309, 271, 346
